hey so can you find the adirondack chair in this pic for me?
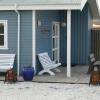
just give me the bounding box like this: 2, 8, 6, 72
0, 54, 15, 72
38, 52, 61, 75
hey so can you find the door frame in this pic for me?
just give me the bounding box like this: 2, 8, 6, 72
52, 21, 60, 63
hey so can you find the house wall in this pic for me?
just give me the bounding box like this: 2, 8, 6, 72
36, 4, 92, 72
60, 11, 67, 66
0, 11, 32, 73
71, 4, 92, 65
20, 11, 32, 71
0, 5, 92, 73
0, 11, 18, 70
60, 3, 92, 65
71, 5, 89, 65
36, 10, 60, 72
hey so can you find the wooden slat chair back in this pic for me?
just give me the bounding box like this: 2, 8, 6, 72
38, 52, 61, 75
0, 54, 15, 72
38, 52, 53, 69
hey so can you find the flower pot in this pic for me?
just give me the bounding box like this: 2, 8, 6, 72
22, 67, 34, 81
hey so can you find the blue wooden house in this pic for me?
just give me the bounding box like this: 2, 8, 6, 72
0, 0, 99, 77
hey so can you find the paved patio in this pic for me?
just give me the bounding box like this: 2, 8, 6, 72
0, 65, 90, 83
33, 65, 90, 84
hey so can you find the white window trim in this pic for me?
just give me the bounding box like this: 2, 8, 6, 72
0, 20, 8, 50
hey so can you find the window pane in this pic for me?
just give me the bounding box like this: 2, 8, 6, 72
53, 38, 55, 48
53, 51, 55, 61
0, 35, 4, 45
0, 23, 4, 34
53, 25, 55, 36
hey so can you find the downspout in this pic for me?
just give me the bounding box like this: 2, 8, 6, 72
14, 4, 20, 76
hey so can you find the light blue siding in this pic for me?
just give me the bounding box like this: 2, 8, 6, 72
0, 11, 18, 70
71, 8, 89, 65
0, 11, 32, 73
71, 4, 92, 65
20, 11, 32, 71
60, 10, 67, 66
72, 9, 88, 64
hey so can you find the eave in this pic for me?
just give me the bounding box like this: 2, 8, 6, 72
0, 3, 83, 10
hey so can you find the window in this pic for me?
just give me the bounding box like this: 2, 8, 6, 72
0, 20, 8, 49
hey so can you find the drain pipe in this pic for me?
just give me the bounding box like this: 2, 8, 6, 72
15, 4, 20, 76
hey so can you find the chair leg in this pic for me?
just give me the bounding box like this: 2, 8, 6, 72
38, 70, 55, 75
97, 67, 100, 71
53, 68, 61, 72
88, 65, 94, 74
87, 65, 92, 74
48, 70, 55, 75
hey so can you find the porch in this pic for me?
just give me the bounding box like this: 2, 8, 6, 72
33, 66, 90, 83
0, 65, 90, 83
35, 7, 90, 77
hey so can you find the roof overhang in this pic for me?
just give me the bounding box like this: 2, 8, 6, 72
0, 0, 98, 16
0, 4, 82, 10
0, 0, 99, 20
81, 0, 87, 10
0, 1, 87, 11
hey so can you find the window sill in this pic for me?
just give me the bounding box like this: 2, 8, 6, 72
0, 47, 9, 50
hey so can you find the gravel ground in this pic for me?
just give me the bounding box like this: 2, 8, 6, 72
0, 82, 99, 100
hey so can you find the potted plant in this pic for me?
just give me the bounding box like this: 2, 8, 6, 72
22, 65, 35, 81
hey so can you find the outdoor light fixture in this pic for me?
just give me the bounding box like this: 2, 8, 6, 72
37, 20, 42, 27
61, 22, 66, 27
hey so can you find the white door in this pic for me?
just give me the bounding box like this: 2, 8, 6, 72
52, 22, 60, 63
